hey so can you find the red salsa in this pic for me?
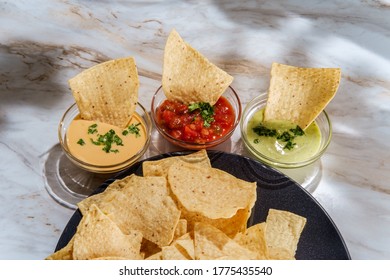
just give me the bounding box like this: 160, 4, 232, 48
155, 97, 236, 144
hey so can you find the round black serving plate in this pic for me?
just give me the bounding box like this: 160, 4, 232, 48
55, 150, 351, 260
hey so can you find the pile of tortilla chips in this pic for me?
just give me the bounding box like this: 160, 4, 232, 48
68, 56, 140, 129
264, 62, 341, 130
162, 29, 233, 106
46, 150, 306, 260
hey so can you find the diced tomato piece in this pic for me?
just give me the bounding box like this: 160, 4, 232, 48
170, 130, 182, 139
201, 128, 209, 136
176, 103, 188, 114
184, 125, 198, 137
162, 110, 175, 124
168, 116, 182, 129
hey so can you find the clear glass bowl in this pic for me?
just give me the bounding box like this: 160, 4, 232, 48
151, 85, 242, 150
240, 93, 332, 168
58, 102, 152, 173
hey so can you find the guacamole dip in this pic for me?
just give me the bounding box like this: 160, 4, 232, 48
246, 109, 321, 163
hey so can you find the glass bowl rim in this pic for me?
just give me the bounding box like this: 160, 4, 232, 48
151, 85, 242, 149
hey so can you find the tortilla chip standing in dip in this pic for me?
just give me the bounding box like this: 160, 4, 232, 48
245, 62, 341, 164
264, 62, 341, 130
162, 29, 233, 105
155, 29, 236, 145
65, 57, 148, 169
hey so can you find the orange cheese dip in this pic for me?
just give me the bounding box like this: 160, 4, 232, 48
66, 113, 146, 167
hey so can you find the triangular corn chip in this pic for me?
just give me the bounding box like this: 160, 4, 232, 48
69, 57, 139, 128
162, 29, 233, 105
264, 62, 341, 129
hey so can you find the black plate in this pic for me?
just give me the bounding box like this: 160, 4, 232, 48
55, 150, 351, 260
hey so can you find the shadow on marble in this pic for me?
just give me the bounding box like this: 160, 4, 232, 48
211, 0, 390, 62
1, 42, 65, 107
0, 40, 111, 112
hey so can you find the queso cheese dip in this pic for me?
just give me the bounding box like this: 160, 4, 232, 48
66, 112, 146, 167
246, 109, 321, 163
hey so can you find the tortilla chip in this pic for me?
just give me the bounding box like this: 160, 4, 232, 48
45, 236, 75, 260
77, 174, 135, 216
173, 219, 188, 240
162, 29, 233, 105
168, 162, 257, 219
142, 149, 211, 177
72, 204, 143, 260
91, 256, 129, 260
78, 175, 181, 247
69, 56, 139, 128
174, 233, 195, 260
194, 223, 258, 260
140, 238, 161, 259
162, 239, 192, 260
178, 204, 251, 238
161, 232, 194, 260
145, 251, 163, 260
265, 208, 307, 260
263, 62, 341, 129
233, 222, 268, 259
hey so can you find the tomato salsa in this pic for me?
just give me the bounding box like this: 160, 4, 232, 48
155, 97, 235, 144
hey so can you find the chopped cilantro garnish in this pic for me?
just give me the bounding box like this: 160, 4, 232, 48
283, 141, 296, 150
252, 124, 277, 137
113, 134, 123, 145
88, 123, 98, 134
77, 138, 85, 146
122, 123, 141, 138
253, 124, 305, 150
80, 122, 135, 154
188, 102, 215, 127
290, 125, 305, 136
90, 138, 101, 145
90, 128, 124, 153
277, 131, 293, 142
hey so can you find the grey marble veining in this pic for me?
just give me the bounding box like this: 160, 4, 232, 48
1, 0, 390, 260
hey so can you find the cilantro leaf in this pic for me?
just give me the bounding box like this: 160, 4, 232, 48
188, 102, 215, 127
77, 138, 85, 146
122, 123, 141, 138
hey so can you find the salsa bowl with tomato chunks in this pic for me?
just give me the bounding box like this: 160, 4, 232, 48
151, 86, 242, 149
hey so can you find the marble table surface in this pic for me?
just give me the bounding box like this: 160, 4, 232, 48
1, 0, 390, 260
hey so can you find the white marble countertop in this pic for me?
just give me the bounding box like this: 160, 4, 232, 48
1, 0, 390, 260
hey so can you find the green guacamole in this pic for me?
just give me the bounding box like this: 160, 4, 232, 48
246, 109, 321, 163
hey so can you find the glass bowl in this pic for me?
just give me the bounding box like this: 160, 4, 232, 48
58, 102, 152, 173
240, 93, 332, 168
151, 85, 242, 150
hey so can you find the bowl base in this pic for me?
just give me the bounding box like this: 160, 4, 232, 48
42, 144, 113, 209
274, 159, 322, 193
